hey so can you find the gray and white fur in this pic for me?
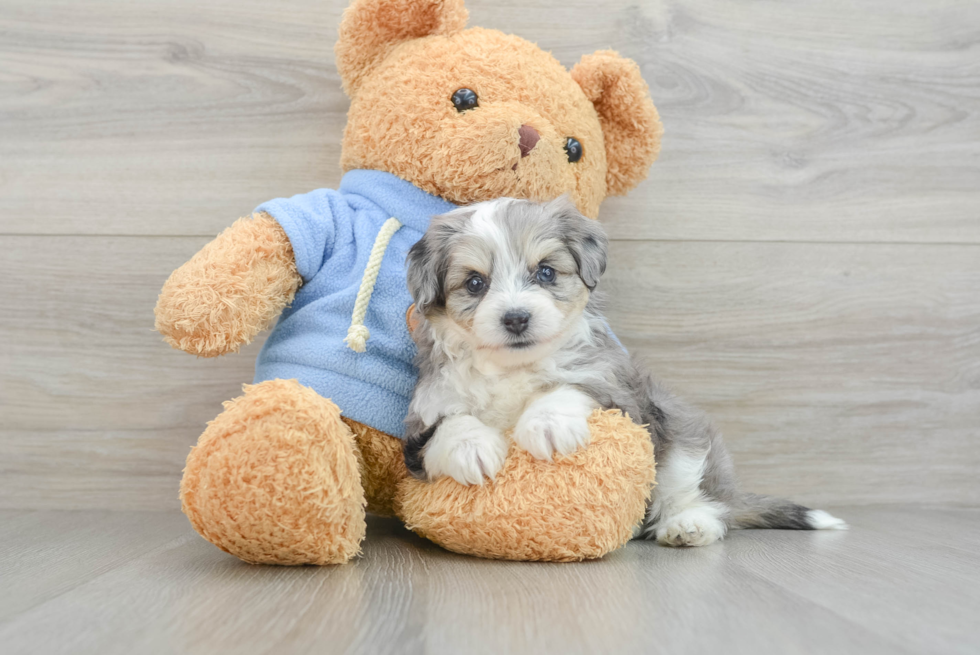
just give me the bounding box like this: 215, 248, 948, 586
403, 197, 846, 546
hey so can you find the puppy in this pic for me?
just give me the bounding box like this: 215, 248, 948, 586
403, 197, 846, 546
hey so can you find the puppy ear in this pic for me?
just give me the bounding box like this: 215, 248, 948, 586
571, 51, 663, 196
335, 0, 469, 96
406, 208, 469, 314
547, 197, 608, 290
406, 230, 445, 316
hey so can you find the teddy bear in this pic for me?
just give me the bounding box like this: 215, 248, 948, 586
154, 0, 663, 564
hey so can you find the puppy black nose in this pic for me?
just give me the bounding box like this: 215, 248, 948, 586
502, 310, 531, 335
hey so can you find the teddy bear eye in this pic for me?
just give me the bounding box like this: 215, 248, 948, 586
564, 137, 583, 163
452, 89, 479, 112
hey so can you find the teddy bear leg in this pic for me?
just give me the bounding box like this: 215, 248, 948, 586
396, 409, 656, 562
341, 418, 408, 517
180, 379, 366, 565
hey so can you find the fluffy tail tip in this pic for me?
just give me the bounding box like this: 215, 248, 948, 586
807, 509, 848, 530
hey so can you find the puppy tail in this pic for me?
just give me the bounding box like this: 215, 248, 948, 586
728, 493, 848, 531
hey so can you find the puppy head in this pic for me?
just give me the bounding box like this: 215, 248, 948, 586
407, 197, 607, 363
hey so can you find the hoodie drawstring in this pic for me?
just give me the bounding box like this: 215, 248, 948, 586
344, 217, 403, 353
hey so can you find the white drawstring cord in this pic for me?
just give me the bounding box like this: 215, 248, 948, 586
344, 217, 403, 353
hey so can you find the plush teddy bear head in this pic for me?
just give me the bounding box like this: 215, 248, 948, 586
335, 0, 662, 218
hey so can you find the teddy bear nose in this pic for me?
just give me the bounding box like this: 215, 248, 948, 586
518, 124, 540, 157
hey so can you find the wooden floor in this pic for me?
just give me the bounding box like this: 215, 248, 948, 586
2, 0, 979, 513
1, 507, 977, 655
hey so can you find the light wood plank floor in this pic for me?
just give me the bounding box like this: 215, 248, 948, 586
1, 507, 977, 655
2, 0, 979, 513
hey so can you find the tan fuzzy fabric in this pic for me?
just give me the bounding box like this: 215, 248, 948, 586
339, 13, 661, 218
180, 380, 367, 565
336, 0, 469, 96
342, 417, 408, 517
396, 410, 656, 562
571, 51, 664, 196
154, 213, 300, 357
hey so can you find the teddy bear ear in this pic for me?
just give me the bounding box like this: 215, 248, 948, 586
571, 51, 663, 196
335, 0, 469, 96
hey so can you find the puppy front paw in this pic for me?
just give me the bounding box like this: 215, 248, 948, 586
422, 415, 507, 485
513, 405, 591, 461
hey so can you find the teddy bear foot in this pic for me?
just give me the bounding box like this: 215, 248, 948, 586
180, 379, 367, 565
396, 409, 656, 562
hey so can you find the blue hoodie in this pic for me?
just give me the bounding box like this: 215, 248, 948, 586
253, 170, 456, 438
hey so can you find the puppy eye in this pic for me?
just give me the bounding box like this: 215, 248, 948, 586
564, 137, 583, 163
536, 266, 556, 283
465, 274, 486, 294
452, 88, 479, 112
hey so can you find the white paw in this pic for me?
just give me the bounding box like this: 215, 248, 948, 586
423, 415, 507, 486
655, 507, 727, 547
513, 405, 590, 461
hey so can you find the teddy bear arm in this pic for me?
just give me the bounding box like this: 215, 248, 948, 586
154, 212, 301, 357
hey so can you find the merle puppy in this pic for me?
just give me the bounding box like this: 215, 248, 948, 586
402, 197, 845, 546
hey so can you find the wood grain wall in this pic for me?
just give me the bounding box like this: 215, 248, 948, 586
1, 0, 977, 510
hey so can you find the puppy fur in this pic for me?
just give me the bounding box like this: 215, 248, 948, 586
404, 197, 846, 546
